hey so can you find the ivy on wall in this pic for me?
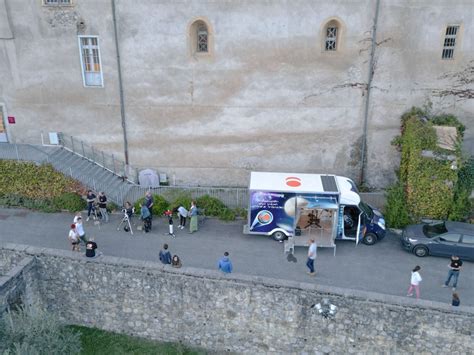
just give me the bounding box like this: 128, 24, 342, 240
386, 107, 472, 227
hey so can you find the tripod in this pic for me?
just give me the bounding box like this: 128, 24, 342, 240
117, 210, 133, 235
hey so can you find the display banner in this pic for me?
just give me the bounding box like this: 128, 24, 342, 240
249, 191, 339, 235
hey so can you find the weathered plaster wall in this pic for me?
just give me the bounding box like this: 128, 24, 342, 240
0, 0, 472, 187
1, 243, 473, 353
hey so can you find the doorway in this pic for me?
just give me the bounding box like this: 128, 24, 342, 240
0, 105, 8, 142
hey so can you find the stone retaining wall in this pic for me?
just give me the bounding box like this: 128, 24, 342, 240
0, 243, 473, 353
0, 254, 38, 314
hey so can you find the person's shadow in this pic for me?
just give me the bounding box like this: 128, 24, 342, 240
287, 253, 297, 263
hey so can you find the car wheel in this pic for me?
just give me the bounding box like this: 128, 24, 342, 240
362, 233, 377, 245
413, 245, 429, 257
272, 231, 287, 242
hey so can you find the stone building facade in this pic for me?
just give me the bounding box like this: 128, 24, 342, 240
0, 0, 472, 187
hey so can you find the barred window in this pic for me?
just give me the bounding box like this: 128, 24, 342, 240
324, 21, 340, 51
43, 0, 72, 5
442, 25, 459, 59
197, 25, 208, 52
325, 26, 338, 51
78, 36, 103, 87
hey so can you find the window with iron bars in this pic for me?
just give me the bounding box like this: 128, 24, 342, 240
442, 25, 459, 60
43, 0, 72, 5
325, 26, 338, 51
197, 26, 208, 53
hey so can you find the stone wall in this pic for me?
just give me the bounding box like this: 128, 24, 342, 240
1, 243, 473, 353
0, 252, 38, 314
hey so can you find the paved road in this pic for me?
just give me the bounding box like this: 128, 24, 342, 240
0, 207, 472, 306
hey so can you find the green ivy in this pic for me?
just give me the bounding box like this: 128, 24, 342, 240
195, 195, 227, 217
134, 194, 170, 215
386, 107, 470, 225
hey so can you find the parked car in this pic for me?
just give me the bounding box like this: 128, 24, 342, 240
401, 221, 474, 260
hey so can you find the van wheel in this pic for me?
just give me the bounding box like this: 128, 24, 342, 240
272, 231, 287, 242
362, 233, 377, 245
413, 245, 428, 257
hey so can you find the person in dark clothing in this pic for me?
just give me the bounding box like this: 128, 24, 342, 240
443, 255, 463, 290
97, 191, 109, 222
85, 190, 97, 221
145, 191, 154, 218
451, 293, 460, 307
171, 255, 182, 268
85, 238, 98, 258
140, 203, 152, 232
159, 244, 172, 265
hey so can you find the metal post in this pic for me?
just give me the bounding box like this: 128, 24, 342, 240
69, 167, 73, 177
93, 178, 97, 191
70, 136, 75, 153
81, 141, 85, 158
15, 144, 19, 161
91, 146, 95, 164
102, 151, 105, 168
359, 0, 381, 185
112, 0, 130, 165
112, 154, 116, 174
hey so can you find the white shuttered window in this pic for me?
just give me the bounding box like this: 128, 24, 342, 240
78, 36, 104, 87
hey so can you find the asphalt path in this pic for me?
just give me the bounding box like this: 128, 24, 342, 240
0, 207, 472, 306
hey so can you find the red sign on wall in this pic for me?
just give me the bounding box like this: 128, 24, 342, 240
7, 116, 15, 124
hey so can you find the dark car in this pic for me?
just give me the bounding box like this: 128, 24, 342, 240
401, 221, 474, 260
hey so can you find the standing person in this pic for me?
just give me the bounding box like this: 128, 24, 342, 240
218, 252, 233, 273
451, 293, 460, 307
407, 265, 422, 299
145, 191, 154, 218
68, 224, 80, 252
85, 190, 97, 221
73, 214, 88, 245
140, 202, 152, 233
177, 205, 188, 229
189, 201, 198, 234
159, 243, 172, 265
97, 191, 109, 223
306, 239, 317, 276
443, 255, 463, 290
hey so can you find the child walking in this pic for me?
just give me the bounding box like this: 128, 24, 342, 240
407, 265, 422, 299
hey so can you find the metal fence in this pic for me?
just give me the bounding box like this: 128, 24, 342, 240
58, 133, 139, 184
125, 186, 249, 209
124, 186, 386, 211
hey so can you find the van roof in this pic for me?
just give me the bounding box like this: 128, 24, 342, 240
249, 172, 361, 205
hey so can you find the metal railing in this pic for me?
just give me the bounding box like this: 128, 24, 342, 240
58, 133, 138, 184
64, 166, 130, 206
125, 186, 249, 209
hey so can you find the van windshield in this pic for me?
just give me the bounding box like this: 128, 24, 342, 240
358, 201, 374, 219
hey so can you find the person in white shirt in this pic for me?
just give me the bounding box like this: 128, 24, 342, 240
177, 206, 188, 229
306, 239, 317, 276
407, 265, 422, 299
73, 214, 88, 246
68, 224, 80, 252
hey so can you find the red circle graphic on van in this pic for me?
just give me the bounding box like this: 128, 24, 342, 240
286, 177, 301, 187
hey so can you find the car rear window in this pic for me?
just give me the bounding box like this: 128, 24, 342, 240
423, 223, 448, 237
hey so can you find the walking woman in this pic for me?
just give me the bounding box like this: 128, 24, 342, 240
189, 201, 198, 234
407, 265, 422, 299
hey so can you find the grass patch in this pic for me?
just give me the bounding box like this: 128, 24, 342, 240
69, 325, 207, 355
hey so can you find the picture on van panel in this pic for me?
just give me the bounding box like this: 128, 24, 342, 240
344, 206, 359, 237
